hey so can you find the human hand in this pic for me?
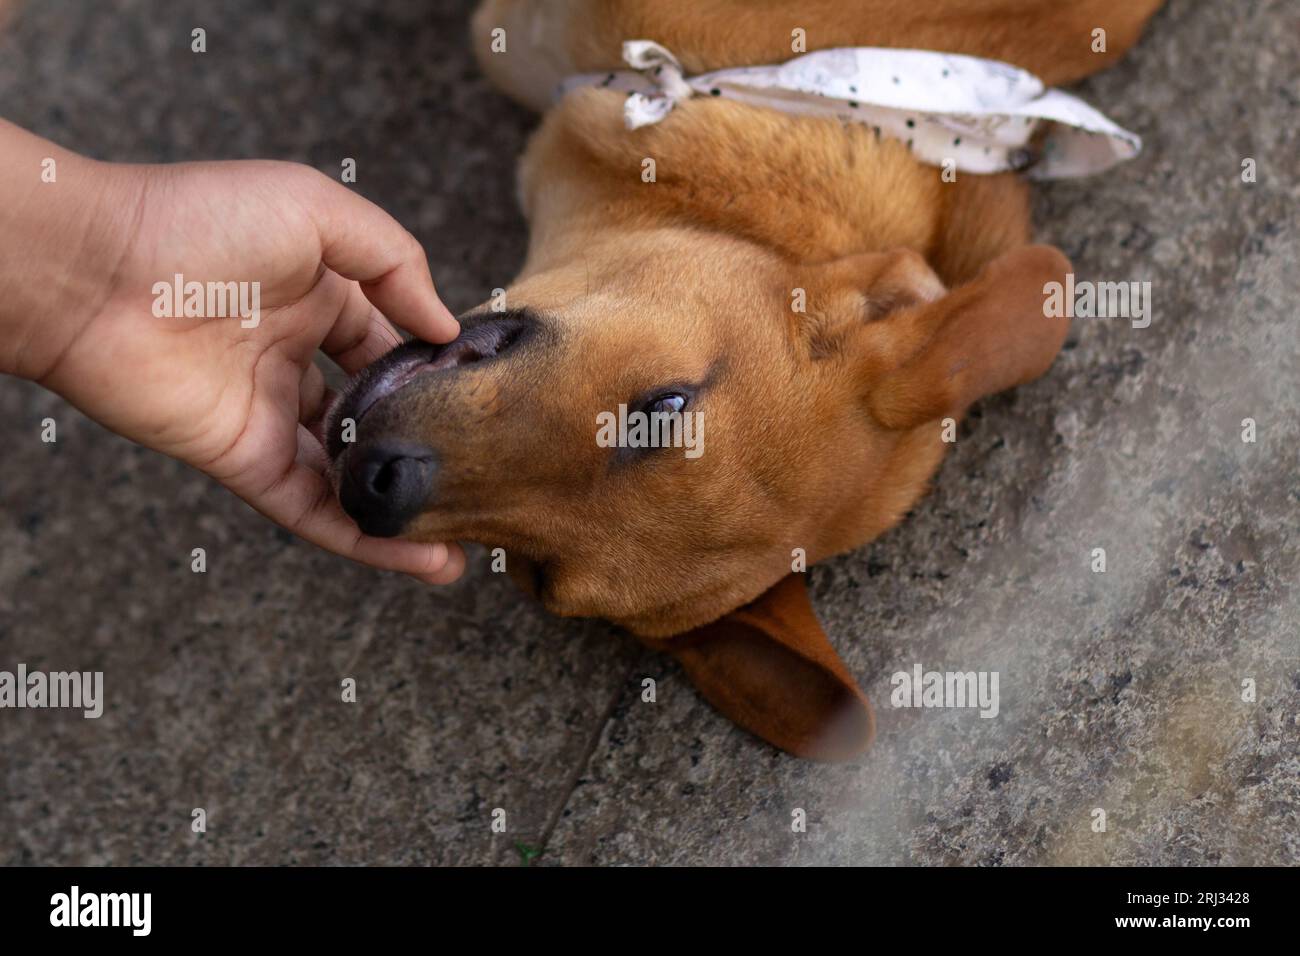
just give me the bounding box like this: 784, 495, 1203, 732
1, 130, 466, 584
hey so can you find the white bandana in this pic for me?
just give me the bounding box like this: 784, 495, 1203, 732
557, 41, 1142, 179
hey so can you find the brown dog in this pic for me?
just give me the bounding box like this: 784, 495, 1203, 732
327, 0, 1165, 759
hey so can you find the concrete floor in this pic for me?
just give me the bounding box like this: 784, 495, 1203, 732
0, 0, 1296, 865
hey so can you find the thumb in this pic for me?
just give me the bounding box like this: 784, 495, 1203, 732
301, 171, 459, 344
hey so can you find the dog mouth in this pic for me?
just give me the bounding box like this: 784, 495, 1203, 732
324, 315, 529, 460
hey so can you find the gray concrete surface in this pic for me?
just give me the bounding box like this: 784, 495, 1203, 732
0, 0, 1296, 865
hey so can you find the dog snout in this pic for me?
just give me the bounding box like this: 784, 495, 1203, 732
338, 440, 438, 537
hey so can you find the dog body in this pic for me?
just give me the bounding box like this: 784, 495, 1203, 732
329, 0, 1164, 756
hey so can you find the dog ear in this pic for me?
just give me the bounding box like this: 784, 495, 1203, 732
861, 244, 1072, 430
650, 574, 875, 761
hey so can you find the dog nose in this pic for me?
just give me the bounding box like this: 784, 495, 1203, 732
338, 441, 437, 537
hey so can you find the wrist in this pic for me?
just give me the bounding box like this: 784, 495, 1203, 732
0, 122, 146, 380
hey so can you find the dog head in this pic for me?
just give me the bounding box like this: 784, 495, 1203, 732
326, 198, 1068, 757
328, 233, 1069, 639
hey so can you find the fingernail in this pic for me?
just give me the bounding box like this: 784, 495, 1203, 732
426, 542, 449, 571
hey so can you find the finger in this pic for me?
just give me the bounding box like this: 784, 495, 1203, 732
298, 360, 327, 425
411, 541, 468, 585
295, 419, 331, 476
304, 173, 460, 344
321, 280, 405, 374
305, 387, 338, 448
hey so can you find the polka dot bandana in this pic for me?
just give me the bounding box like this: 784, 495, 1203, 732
556, 41, 1142, 179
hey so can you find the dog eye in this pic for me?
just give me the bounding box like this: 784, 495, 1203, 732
642, 392, 687, 415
